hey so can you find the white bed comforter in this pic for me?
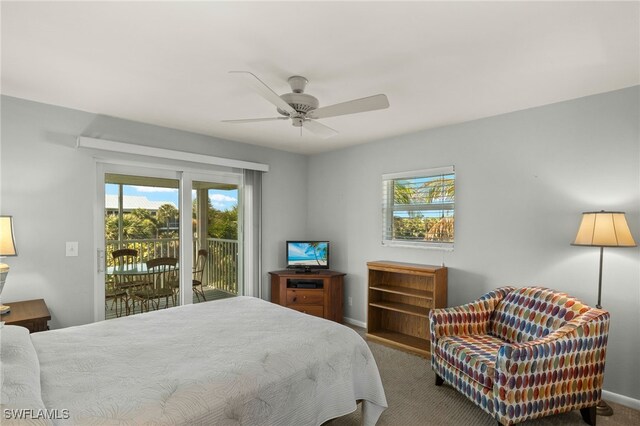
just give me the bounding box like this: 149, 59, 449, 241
19, 297, 386, 425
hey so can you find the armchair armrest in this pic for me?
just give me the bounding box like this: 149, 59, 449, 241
430, 286, 515, 341
493, 309, 610, 422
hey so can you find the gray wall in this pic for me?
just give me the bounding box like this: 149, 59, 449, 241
0, 95, 308, 328
307, 87, 640, 400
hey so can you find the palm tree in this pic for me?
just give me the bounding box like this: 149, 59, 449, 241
423, 177, 454, 203
305, 242, 328, 266
393, 181, 415, 204
157, 204, 179, 228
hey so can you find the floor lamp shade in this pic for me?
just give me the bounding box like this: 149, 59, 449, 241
572, 211, 636, 247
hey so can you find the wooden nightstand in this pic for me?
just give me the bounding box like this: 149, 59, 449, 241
1, 299, 51, 333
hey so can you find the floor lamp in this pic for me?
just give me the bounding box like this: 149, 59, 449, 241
572, 210, 637, 416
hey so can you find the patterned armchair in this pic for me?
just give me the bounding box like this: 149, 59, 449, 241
430, 286, 610, 425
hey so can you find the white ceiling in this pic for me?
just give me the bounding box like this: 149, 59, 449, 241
2, 1, 638, 155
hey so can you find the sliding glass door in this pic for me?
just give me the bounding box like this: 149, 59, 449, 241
95, 163, 243, 321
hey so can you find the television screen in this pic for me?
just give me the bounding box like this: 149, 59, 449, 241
286, 241, 330, 270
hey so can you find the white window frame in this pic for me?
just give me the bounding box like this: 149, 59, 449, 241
382, 165, 455, 250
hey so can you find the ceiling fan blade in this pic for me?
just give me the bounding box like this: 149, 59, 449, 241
307, 94, 389, 119
222, 117, 288, 123
229, 71, 297, 116
302, 120, 338, 138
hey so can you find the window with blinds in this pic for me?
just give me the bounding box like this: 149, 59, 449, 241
382, 166, 455, 248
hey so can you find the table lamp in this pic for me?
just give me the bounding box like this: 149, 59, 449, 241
572, 210, 636, 416
0, 216, 18, 315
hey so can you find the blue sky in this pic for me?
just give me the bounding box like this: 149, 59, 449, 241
105, 184, 238, 211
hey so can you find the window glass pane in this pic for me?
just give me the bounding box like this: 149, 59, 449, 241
392, 210, 454, 242
382, 169, 455, 247
191, 181, 240, 304
104, 174, 180, 319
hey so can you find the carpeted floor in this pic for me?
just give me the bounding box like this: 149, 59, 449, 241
328, 327, 640, 426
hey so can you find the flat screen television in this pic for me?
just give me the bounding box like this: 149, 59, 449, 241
286, 241, 330, 272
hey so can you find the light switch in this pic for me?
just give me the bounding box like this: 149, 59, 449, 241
66, 241, 79, 257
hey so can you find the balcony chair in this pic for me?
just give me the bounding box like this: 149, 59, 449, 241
111, 248, 148, 316
169, 249, 208, 303
430, 286, 610, 426
134, 257, 178, 311
105, 277, 127, 317
192, 249, 208, 302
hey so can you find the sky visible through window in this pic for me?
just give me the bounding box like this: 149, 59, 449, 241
105, 184, 238, 211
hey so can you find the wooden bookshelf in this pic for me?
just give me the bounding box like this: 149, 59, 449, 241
366, 261, 447, 357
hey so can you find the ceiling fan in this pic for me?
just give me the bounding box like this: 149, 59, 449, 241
223, 71, 390, 138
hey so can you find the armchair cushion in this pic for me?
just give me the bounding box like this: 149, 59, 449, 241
435, 334, 503, 388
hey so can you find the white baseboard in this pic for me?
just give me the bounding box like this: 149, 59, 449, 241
343, 317, 366, 328
602, 390, 640, 410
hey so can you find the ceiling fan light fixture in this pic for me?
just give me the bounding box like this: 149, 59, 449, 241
287, 75, 308, 93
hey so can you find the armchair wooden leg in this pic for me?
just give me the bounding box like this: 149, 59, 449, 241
435, 374, 444, 386
580, 406, 596, 426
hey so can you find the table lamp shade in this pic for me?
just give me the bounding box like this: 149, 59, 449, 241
0, 216, 17, 256
1, 216, 17, 314
572, 211, 636, 247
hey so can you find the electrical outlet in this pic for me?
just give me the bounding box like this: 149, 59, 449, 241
66, 241, 79, 257
348, 297, 353, 306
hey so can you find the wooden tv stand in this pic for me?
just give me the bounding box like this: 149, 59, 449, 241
270, 269, 345, 323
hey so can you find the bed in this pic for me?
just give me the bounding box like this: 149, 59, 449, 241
1, 296, 387, 425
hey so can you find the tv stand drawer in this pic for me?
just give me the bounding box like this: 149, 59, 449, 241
289, 305, 324, 318
286, 289, 324, 305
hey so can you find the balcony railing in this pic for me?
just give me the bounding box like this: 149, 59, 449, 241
106, 238, 238, 294
197, 238, 238, 294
